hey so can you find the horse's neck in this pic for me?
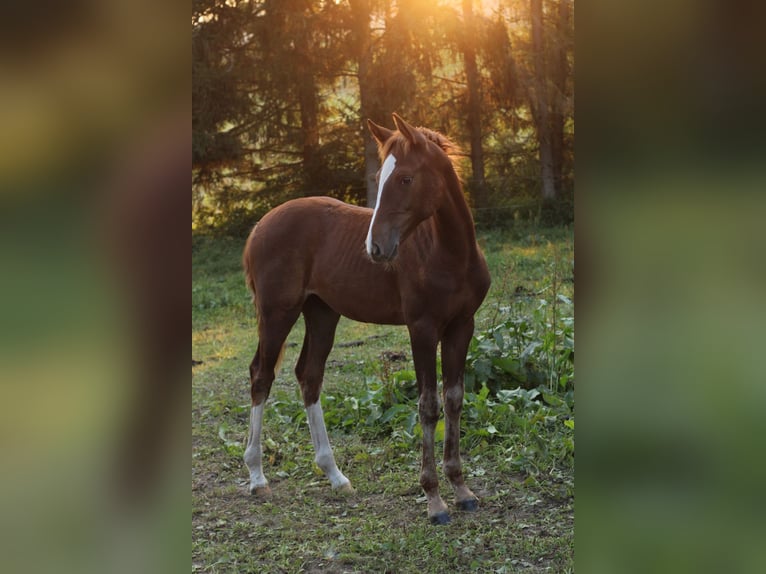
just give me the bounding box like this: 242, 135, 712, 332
431, 170, 478, 262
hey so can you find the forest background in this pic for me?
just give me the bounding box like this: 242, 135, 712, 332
192, 0, 573, 234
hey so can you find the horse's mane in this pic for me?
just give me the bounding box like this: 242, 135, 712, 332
419, 127, 461, 157
381, 126, 463, 176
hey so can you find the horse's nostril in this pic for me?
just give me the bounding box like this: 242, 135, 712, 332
371, 243, 382, 258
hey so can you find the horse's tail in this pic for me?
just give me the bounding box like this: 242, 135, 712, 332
243, 224, 259, 307
243, 224, 286, 377
272, 341, 286, 378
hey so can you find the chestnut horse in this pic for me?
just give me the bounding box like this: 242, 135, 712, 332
243, 114, 490, 524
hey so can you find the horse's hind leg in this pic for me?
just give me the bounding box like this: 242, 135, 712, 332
244, 307, 301, 496
296, 296, 352, 493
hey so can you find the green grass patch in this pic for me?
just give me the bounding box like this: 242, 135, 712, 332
193, 223, 574, 573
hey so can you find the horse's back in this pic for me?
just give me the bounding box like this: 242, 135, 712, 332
251, 196, 366, 236
246, 197, 370, 264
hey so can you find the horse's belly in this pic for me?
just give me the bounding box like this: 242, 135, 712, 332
340, 303, 405, 326
307, 284, 405, 326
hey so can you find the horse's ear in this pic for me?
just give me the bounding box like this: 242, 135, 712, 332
367, 119, 394, 147
392, 113, 425, 146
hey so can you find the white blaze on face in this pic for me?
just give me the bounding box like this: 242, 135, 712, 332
366, 153, 397, 256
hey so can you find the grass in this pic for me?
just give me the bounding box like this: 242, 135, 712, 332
192, 223, 574, 573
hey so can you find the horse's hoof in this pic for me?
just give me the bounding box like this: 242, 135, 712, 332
334, 483, 356, 496
250, 485, 272, 497
429, 511, 451, 525
457, 498, 479, 512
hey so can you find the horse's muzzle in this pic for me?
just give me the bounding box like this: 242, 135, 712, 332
369, 240, 399, 263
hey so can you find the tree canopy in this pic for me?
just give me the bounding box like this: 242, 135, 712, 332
193, 0, 573, 234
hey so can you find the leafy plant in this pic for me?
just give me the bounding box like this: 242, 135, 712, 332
463, 382, 574, 488
465, 299, 574, 395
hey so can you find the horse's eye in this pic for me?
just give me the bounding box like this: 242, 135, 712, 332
400, 176, 413, 185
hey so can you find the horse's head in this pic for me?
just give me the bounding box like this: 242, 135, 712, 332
365, 113, 450, 263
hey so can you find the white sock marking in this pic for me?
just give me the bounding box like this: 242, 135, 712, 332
306, 402, 350, 489
243, 404, 268, 491
366, 154, 397, 255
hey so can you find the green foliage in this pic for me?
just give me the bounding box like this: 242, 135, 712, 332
193, 225, 574, 571
463, 382, 574, 494
464, 293, 574, 395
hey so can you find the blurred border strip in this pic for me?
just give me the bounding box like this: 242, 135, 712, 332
0, 1, 189, 573
577, 0, 766, 572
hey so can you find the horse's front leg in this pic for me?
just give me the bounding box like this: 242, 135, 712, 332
410, 323, 450, 524
442, 317, 479, 511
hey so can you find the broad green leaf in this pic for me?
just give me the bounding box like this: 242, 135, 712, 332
521, 341, 541, 362
541, 392, 562, 407
380, 403, 409, 424
435, 419, 445, 442
492, 356, 521, 375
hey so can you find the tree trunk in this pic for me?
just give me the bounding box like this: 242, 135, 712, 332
531, 0, 556, 201
298, 81, 321, 194
350, 0, 381, 207
462, 0, 487, 209
295, 13, 321, 195
362, 135, 379, 208
550, 0, 570, 193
